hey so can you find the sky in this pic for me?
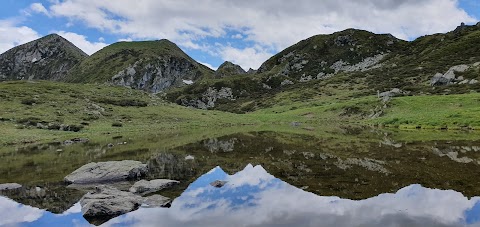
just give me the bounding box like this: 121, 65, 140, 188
0, 0, 479, 70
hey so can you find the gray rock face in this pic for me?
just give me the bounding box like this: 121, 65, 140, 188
0, 34, 87, 81
65, 161, 148, 184
129, 179, 179, 195
431, 64, 470, 86
215, 61, 246, 78
111, 56, 202, 93
80, 185, 143, 218
0, 183, 22, 191
181, 87, 235, 109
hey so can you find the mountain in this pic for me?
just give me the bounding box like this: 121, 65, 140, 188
214, 61, 246, 78
66, 39, 214, 93
0, 34, 87, 81
167, 23, 480, 112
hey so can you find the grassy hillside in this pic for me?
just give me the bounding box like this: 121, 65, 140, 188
1, 81, 480, 146
66, 39, 214, 83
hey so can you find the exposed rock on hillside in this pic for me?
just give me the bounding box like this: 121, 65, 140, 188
110, 56, 203, 93
431, 63, 479, 86
180, 87, 235, 109
0, 34, 87, 81
215, 61, 246, 78
66, 39, 214, 93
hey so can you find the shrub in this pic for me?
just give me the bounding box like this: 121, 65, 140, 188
112, 122, 123, 127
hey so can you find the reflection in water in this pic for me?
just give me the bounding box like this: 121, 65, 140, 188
2, 165, 480, 227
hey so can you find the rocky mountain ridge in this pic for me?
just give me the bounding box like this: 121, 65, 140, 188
0, 34, 87, 81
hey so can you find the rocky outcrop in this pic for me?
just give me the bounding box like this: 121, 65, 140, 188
111, 56, 203, 93
0, 183, 22, 191
378, 88, 408, 102
80, 185, 143, 218
181, 87, 235, 109
66, 39, 213, 93
64, 160, 148, 184
129, 179, 179, 195
0, 34, 87, 81
215, 61, 247, 78
330, 54, 386, 73
431, 64, 470, 86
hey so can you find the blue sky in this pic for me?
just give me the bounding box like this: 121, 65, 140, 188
0, 0, 478, 70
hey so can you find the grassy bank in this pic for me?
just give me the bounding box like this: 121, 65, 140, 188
1, 81, 480, 146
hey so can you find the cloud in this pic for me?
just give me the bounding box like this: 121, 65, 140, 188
218, 45, 273, 70
29, 3, 51, 17
46, 0, 477, 69
0, 20, 40, 54
55, 31, 108, 55
198, 61, 217, 70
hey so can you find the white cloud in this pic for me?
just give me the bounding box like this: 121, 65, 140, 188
198, 61, 217, 70
0, 20, 40, 54
29, 3, 51, 17
46, 0, 477, 69
0, 196, 44, 226
55, 31, 108, 55
231, 34, 243, 39
218, 45, 273, 70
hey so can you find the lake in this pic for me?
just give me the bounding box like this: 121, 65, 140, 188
1, 128, 480, 226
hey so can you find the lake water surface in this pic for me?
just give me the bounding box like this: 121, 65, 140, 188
1, 129, 480, 226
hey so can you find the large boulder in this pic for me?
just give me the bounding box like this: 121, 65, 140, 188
80, 185, 142, 218
129, 179, 179, 195
0, 183, 22, 191
64, 160, 148, 184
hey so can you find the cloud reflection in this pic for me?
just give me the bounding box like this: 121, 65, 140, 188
1, 164, 480, 227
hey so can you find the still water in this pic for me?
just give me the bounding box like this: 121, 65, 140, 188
1, 129, 480, 226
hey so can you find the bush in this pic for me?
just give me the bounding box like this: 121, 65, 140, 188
112, 122, 123, 127
97, 98, 148, 107
21, 99, 37, 105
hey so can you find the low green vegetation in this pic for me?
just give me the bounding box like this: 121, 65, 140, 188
1, 80, 480, 147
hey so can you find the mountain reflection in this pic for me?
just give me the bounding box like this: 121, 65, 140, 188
1, 164, 480, 227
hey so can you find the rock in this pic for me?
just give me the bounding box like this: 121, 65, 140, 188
469, 79, 478, 84
65, 160, 148, 184
181, 87, 235, 109
210, 180, 228, 188
80, 185, 143, 218
281, 79, 294, 86
291, 122, 301, 127
431, 65, 470, 86
378, 88, 406, 102
129, 179, 179, 195
63, 138, 89, 146
185, 155, 195, 160
141, 194, 171, 208
0, 183, 22, 191
330, 54, 386, 73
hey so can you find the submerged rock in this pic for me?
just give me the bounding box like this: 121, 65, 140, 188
210, 180, 228, 188
0, 183, 22, 191
142, 194, 171, 208
80, 185, 143, 218
129, 179, 179, 195
64, 160, 148, 184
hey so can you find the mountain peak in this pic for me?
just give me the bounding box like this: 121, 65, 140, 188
215, 61, 246, 78
0, 34, 88, 81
